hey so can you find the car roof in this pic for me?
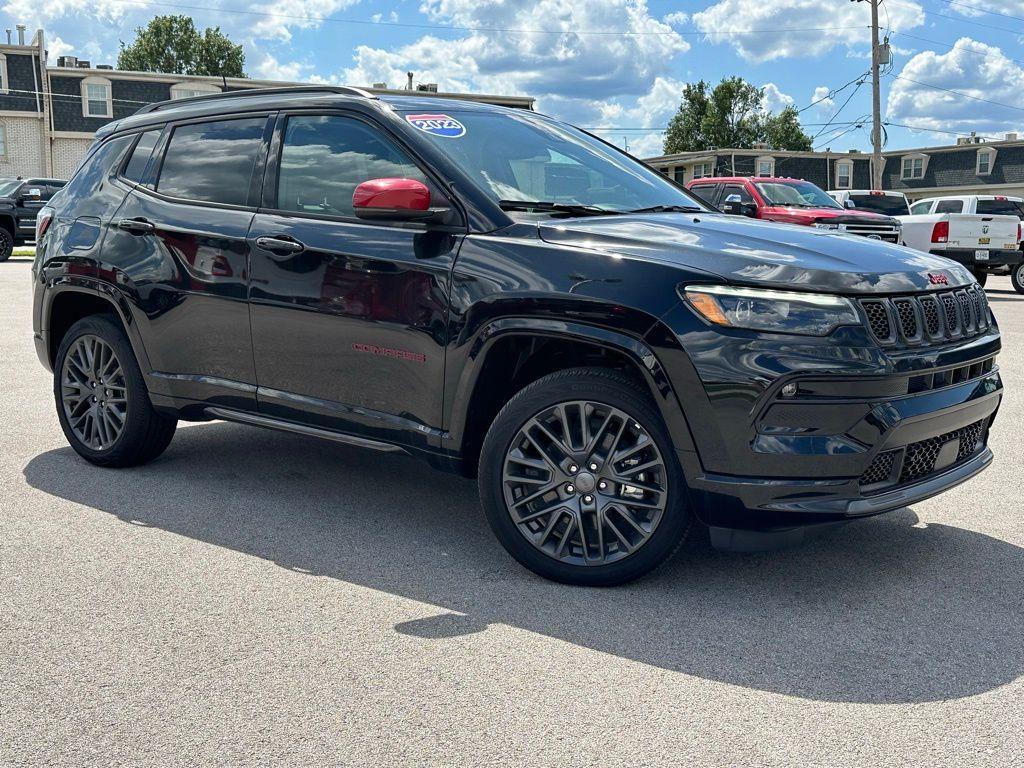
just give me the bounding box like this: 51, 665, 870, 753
688, 176, 811, 184
97, 86, 523, 139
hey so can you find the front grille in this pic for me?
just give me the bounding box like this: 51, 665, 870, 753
859, 450, 896, 486
859, 418, 989, 490
899, 419, 987, 483
859, 286, 991, 346
843, 223, 902, 243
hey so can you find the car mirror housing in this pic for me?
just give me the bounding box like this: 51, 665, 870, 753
352, 178, 451, 224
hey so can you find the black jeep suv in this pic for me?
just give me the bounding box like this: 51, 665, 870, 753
0, 177, 66, 260
32, 86, 1002, 585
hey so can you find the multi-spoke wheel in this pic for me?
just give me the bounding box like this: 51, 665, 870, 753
54, 314, 177, 467
60, 335, 128, 451
1012, 261, 1024, 295
480, 368, 691, 586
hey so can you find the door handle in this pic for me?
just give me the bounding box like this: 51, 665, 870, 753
118, 218, 155, 234
255, 235, 305, 258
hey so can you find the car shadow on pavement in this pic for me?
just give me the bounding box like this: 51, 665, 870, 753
23, 420, 1024, 706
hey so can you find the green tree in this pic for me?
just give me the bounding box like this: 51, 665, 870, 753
118, 15, 245, 78
663, 77, 812, 154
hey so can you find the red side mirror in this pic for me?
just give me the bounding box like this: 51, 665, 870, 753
353, 178, 431, 220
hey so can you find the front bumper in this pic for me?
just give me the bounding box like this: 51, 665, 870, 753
659, 304, 1002, 536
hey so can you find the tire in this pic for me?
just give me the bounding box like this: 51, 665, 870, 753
479, 367, 692, 586
1012, 262, 1024, 294
0, 228, 12, 262
971, 269, 988, 288
53, 314, 177, 467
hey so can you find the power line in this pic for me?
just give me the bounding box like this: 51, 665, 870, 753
890, 73, 1024, 113
812, 79, 866, 140
889, 30, 1024, 68
931, 0, 1024, 24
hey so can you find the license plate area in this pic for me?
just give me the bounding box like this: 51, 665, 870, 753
975, 249, 989, 261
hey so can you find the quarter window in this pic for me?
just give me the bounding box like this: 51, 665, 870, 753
156, 117, 267, 206
276, 115, 427, 218
82, 77, 113, 118
122, 129, 162, 184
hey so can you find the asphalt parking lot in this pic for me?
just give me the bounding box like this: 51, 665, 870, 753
1, 261, 1022, 767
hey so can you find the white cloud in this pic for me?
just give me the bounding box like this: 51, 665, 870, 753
761, 82, 794, 114
692, 0, 924, 62
663, 11, 689, 26
887, 37, 1024, 137
46, 35, 74, 65
341, 0, 689, 102
250, 0, 362, 42
810, 85, 835, 119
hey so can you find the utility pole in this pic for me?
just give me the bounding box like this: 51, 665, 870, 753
869, 0, 884, 189
855, 0, 885, 189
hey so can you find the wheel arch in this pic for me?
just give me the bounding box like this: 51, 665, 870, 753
44, 282, 152, 375
0, 212, 15, 239
447, 317, 697, 477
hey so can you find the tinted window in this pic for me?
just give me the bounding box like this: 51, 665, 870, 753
122, 129, 162, 184
910, 201, 932, 215
156, 117, 266, 206
720, 184, 754, 205
845, 194, 910, 216
277, 115, 427, 218
689, 184, 717, 205
58, 134, 135, 210
935, 199, 964, 214
976, 199, 1024, 218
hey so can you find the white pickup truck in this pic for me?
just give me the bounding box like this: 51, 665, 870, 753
897, 195, 1022, 288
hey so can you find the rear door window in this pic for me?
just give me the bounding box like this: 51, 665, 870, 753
688, 184, 718, 206
156, 117, 268, 206
275, 114, 427, 218
910, 201, 932, 215
934, 199, 964, 214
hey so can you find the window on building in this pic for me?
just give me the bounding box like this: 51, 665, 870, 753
81, 77, 113, 118
901, 155, 925, 179
691, 161, 714, 179
156, 117, 267, 206
835, 161, 853, 189
0, 54, 8, 94
754, 156, 774, 177
0, 124, 7, 157
935, 199, 964, 214
976, 149, 994, 175
276, 115, 427, 218
121, 129, 162, 184
170, 82, 222, 100
673, 168, 686, 184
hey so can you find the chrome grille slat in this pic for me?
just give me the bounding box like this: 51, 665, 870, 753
859, 287, 991, 347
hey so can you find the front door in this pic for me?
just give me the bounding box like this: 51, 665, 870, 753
248, 112, 460, 446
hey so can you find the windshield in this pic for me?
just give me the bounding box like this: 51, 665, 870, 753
976, 199, 1024, 218
0, 179, 22, 197
844, 193, 909, 216
755, 180, 842, 209
400, 110, 709, 214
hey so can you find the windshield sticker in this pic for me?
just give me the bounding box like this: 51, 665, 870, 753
405, 114, 466, 138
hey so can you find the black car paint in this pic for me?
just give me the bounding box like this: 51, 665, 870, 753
0, 177, 66, 244
32, 91, 1002, 543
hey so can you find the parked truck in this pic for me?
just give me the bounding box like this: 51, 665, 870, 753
898, 195, 1022, 289
828, 189, 911, 217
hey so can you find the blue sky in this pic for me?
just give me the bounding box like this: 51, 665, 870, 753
7, 0, 1024, 157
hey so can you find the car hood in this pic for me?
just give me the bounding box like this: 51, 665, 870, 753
538, 213, 973, 294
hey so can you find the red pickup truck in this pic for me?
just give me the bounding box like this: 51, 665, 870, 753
686, 176, 902, 243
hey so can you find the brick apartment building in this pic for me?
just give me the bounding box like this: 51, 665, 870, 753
0, 28, 534, 181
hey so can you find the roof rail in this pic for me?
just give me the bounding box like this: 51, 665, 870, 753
136, 85, 376, 115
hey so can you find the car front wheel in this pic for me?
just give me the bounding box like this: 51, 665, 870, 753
479, 367, 691, 586
0, 228, 12, 262
54, 314, 177, 467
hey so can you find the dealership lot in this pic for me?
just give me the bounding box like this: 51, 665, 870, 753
1, 261, 1022, 766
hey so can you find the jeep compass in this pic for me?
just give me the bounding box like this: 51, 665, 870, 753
32, 86, 1002, 585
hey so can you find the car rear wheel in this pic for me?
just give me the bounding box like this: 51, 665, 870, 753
1012, 262, 1024, 294
479, 367, 691, 586
54, 315, 177, 467
0, 228, 12, 262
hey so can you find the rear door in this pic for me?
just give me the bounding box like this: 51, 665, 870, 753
247, 111, 460, 445
98, 114, 273, 408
